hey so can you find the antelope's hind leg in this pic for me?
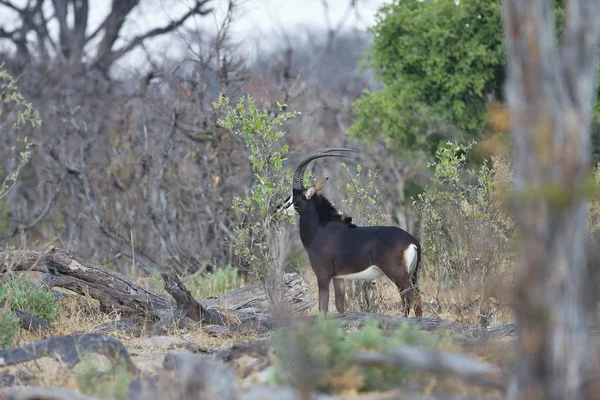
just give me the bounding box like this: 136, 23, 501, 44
317, 278, 331, 314
399, 286, 422, 317
413, 288, 423, 317
333, 278, 346, 314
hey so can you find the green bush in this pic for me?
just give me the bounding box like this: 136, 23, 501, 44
415, 141, 514, 284
186, 265, 242, 298
271, 317, 452, 394
0, 275, 60, 322
0, 69, 38, 202
219, 95, 298, 306
0, 309, 20, 348
414, 141, 514, 326
75, 353, 130, 400
339, 162, 390, 226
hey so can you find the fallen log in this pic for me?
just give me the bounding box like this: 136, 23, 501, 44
0, 302, 53, 333
13, 308, 52, 332
200, 272, 313, 331
0, 248, 312, 334
0, 387, 104, 400
294, 312, 516, 340
353, 346, 508, 391
0, 248, 177, 318
0, 333, 138, 373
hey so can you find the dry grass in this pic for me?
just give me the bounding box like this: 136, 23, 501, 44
1, 267, 518, 399
300, 267, 515, 326
5, 285, 260, 395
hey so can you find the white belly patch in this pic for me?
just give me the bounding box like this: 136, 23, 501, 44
335, 265, 385, 281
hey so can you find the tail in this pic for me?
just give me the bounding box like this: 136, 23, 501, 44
411, 242, 422, 287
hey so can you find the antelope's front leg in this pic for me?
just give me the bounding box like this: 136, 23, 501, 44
333, 278, 346, 314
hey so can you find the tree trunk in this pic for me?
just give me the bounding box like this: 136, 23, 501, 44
501, 0, 600, 399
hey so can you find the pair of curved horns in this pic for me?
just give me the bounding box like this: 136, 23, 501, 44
292, 148, 358, 190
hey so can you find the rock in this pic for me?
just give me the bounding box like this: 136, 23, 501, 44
162, 351, 239, 400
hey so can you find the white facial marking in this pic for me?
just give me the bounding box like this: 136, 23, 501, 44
335, 265, 385, 281
283, 203, 296, 216
305, 187, 316, 199
284, 199, 296, 216
404, 244, 418, 277
277, 195, 296, 217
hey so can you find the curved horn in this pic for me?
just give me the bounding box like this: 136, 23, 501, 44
292, 148, 357, 190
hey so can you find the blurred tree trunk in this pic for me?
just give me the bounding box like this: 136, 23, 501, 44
502, 0, 600, 399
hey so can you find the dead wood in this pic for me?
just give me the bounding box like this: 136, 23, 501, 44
295, 312, 516, 340
0, 248, 312, 334
0, 248, 173, 316
238, 386, 337, 400
0, 387, 104, 400
0, 302, 52, 333
213, 339, 272, 362
0, 248, 230, 329
161, 268, 202, 321
0, 333, 138, 374
199, 271, 312, 331
353, 345, 508, 391
13, 308, 52, 332
162, 351, 238, 400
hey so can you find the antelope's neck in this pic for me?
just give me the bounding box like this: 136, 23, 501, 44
298, 201, 321, 248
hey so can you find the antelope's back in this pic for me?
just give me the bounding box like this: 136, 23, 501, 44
316, 224, 419, 268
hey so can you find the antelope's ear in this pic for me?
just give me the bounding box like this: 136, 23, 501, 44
314, 177, 329, 193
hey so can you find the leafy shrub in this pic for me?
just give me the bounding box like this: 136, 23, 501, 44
186, 265, 242, 298
271, 317, 453, 395
0, 69, 38, 202
219, 95, 298, 311
415, 141, 515, 326
0, 308, 19, 348
0, 275, 60, 322
76, 353, 130, 400
339, 162, 390, 227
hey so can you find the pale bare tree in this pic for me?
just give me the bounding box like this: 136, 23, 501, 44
0, 0, 212, 73
502, 0, 600, 398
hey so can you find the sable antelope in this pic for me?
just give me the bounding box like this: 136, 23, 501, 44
279, 148, 423, 317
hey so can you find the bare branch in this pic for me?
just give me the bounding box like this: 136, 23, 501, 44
353, 345, 508, 391
0, 0, 23, 13
93, 0, 213, 72
1, 387, 103, 400
0, 333, 138, 372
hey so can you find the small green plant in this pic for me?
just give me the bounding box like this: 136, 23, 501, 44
0, 275, 60, 322
218, 95, 299, 310
186, 265, 242, 298
0, 307, 20, 348
0, 68, 39, 201
346, 320, 452, 392
271, 317, 452, 395
75, 353, 130, 400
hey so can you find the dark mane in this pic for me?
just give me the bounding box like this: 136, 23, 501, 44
314, 194, 357, 228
